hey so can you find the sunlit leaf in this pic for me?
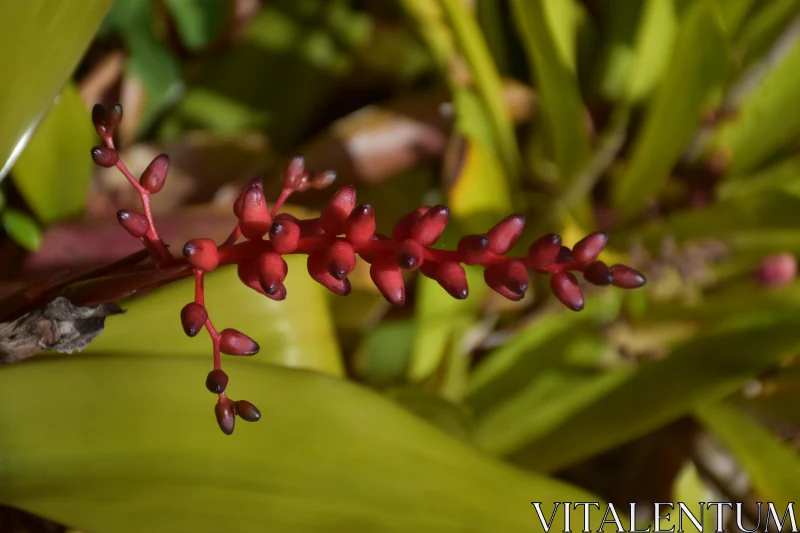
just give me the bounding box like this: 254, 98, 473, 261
1, 209, 42, 251
0, 0, 111, 182
83, 260, 344, 377
712, 6, 800, 176
695, 400, 800, 505
504, 317, 800, 472
0, 355, 601, 533
612, 0, 728, 215
510, 0, 590, 181
11, 83, 94, 224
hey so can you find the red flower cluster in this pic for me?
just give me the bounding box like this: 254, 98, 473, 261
91, 104, 646, 435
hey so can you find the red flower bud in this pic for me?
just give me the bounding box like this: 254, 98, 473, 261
754, 253, 797, 288
183, 238, 220, 271
502, 259, 529, 295
235, 400, 261, 422
256, 251, 288, 295
345, 204, 376, 246
411, 205, 449, 246
180, 302, 208, 337
419, 260, 439, 280
487, 215, 525, 254
393, 238, 424, 271
307, 251, 352, 296
90, 146, 118, 167
392, 207, 430, 240
583, 261, 613, 286
140, 154, 170, 193
370, 256, 405, 305
572, 231, 609, 264
91, 104, 107, 137
550, 271, 584, 311
206, 368, 228, 394
484, 265, 524, 301
457, 234, 490, 265
219, 328, 259, 356
282, 155, 306, 190
238, 184, 272, 240
237, 260, 267, 296
436, 261, 468, 299
269, 220, 300, 254
321, 185, 357, 235
116, 210, 149, 238
106, 103, 123, 130
215, 398, 235, 435
233, 178, 263, 218
609, 265, 646, 289
325, 240, 356, 280
527, 234, 561, 268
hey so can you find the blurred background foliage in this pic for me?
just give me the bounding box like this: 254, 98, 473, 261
2, 0, 800, 532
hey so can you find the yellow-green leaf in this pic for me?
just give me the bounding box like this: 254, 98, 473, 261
613, 0, 728, 215
1, 208, 42, 251
695, 401, 800, 506
84, 260, 344, 377
11, 83, 95, 224
0, 0, 111, 181
0, 355, 601, 533
505, 317, 800, 472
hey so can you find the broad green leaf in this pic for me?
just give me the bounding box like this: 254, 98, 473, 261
612, 0, 728, 215
354, 319, 415, 384
504, 317, 800, 473
1, 209, 42, 251
439, 0, 522, 182
510, 0, 590, 181
0, 355, 601, 533
0, 0, 111, 181
695, 401, 800, 505
11, 83, 94, 224
84, 260, 344, 377
625, 0, 680, 102
541, 0, 586, 75
163, 0, 229, 51
712, 9, 800, 176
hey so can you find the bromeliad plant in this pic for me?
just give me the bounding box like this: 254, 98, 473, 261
90, 103, 646, 435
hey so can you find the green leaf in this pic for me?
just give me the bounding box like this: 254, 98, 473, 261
733, 0, 800, 69
163, 0, 229, 51
0, 0, 112, 182
83, 260, 344, 377
695, 401, 800, 505
1, 208, 42, 251
0, 355, 601, 533
510, 0, 590, 181
102, 0, 184, 131
712, 6, 800, 176
612, 0, 728, 216
11, 83, 94, 224
438, 0, 523, 182
504, 317, 800, 473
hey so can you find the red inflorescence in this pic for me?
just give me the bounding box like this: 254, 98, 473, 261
90, 103, 647, 435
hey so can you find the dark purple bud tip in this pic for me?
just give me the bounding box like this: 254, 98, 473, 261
91, 104, 106, 127
556, 246, 573, 264
215, 400, 235, 435
107, 104, 123, 129
235, 400, 262, 422
206, 368, 229, 394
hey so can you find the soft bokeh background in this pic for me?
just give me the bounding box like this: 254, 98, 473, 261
2, 0, 800, 532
